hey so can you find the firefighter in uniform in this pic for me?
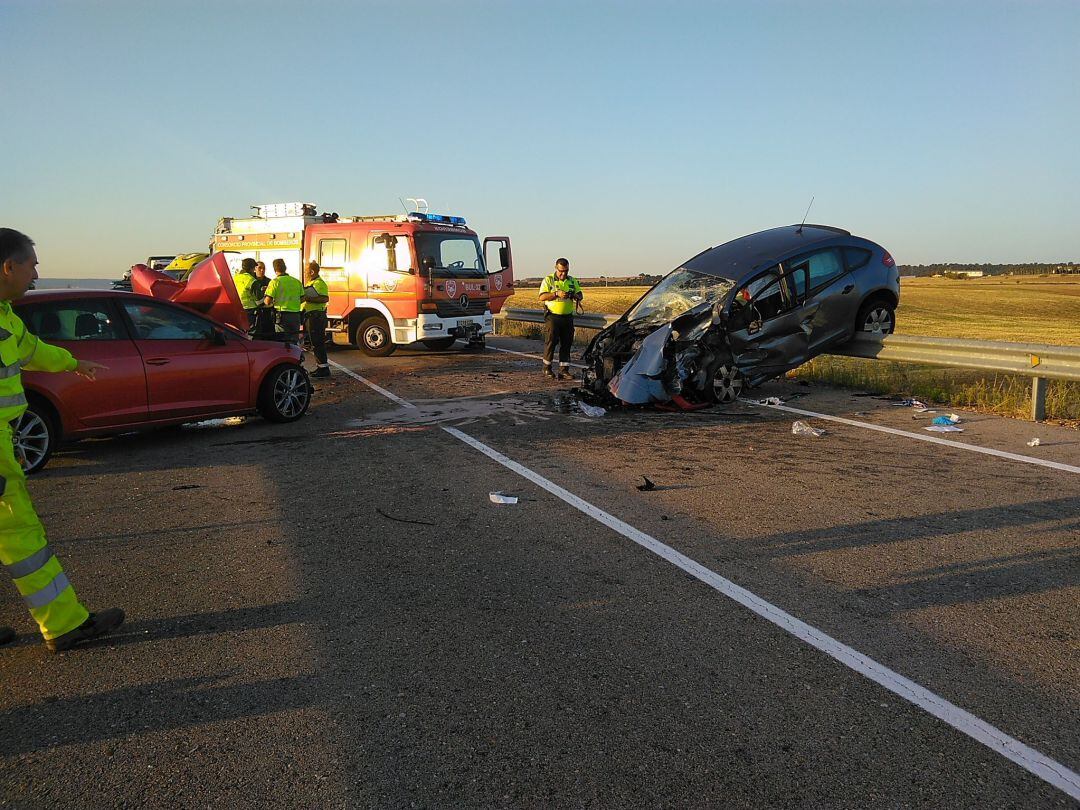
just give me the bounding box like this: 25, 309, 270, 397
0, 229, 124, 652
303, 261, 331, 378
234, 257, 260, 328
538, 258, 583, 380
264, 258, 303, 343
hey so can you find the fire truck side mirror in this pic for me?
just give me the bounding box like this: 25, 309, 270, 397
499, 246, 510, 271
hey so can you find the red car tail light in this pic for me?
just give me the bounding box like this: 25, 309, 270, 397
882, 251, 895, 268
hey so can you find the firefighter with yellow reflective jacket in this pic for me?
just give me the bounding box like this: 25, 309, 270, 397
0, 229, 124, 653
263, 258, 303, 343
538, 258, 583, 380
234, 257, 260, 326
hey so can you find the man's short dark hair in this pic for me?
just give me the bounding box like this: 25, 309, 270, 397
0, 229, 35, 267
241, 258, 257, 272
555, 258, 570, 270
272, 258, 287, 274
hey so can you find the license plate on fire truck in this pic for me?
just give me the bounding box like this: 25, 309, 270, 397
457, 320, 474, 332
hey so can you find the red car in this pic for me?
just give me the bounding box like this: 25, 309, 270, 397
12, 289, 311, 473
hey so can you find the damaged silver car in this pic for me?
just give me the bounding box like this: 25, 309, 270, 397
581, 224, 899, 405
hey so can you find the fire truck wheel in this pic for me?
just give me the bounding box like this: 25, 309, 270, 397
422, 337, 457, 350
354, 316, 396, 357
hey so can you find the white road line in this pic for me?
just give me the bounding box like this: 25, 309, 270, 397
443, 426, 1080, 800
327, 357, 1080, 800
488, 340, 1077, 476
328, 362, 417, 409
758, 402, 1080, 476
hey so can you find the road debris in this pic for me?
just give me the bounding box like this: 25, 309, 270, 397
792, 420, 825, 437
636, 476, 656, 492
1027, 438, 1041, 447
578, 402, 606, 418
489, 492, 519, 505
892, 398, 929, 409
925, 425, 964, 433
931, 414, 962, 426
375, 507, 436, 526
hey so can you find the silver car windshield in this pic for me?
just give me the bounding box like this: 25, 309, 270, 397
626, 268, 735, 324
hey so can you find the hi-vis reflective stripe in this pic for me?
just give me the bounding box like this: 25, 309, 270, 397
24, 572, 70, 609
6, 545, 53, 578
0, 327, 11, 340
0, 393, 27, 409
0, 363, 21, 379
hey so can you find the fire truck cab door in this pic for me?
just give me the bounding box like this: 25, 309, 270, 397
483, 237, 513, 313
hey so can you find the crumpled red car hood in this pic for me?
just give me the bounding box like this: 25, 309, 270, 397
131, 252, 248, 331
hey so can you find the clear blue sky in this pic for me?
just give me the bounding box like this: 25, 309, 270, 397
2, 0, 1077, 279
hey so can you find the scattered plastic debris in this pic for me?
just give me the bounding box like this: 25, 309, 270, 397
636, 476, 656, 492
489, 492, 519, 505
792, 421, 825, 437
892, 399, 929, 409
931, 414, 961, 426
1027, 438, 1041, 447
578, 402, 606, 418
925, 425, 964, 433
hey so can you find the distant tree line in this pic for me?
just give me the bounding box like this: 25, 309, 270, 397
898, 262, 1079, 278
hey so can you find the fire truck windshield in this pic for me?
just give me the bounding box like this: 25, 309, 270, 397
414, 233, 486, 278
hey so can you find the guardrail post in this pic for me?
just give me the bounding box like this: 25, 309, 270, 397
1031, 377, 1047, 422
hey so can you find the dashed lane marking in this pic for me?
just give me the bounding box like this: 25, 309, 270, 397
328, 356, 1080, 801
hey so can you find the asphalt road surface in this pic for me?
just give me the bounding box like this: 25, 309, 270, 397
2, 335, 1078, 808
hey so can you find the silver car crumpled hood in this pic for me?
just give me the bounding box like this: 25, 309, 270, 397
607, 323, 674, 404
582, 297, 729, 406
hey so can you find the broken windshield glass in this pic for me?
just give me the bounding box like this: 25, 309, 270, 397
625, 269, 735, 325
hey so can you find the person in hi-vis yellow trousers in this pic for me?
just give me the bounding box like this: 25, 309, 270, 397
0, 229, 125, 653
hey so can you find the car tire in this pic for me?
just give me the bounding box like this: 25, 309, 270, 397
857, 298, 896, 336
710, 363, 744, 403
355, 316, 396, 357
258, 364, 312, 423
15, 398, 58, 474
422, 337, 457, 350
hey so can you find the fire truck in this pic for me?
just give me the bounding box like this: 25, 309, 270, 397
211, 202, 513, 356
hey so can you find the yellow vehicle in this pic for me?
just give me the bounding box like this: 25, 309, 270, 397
162, 253, 210, 280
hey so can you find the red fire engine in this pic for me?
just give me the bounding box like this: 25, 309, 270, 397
211, 202, 513, 355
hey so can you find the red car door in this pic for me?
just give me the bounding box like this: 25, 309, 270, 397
17, 296, 149, 429
120, 299, 251, 420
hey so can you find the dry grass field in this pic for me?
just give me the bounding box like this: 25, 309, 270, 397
500, 277, 1080, 420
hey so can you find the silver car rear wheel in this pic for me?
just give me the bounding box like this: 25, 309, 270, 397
859, 302, 896, 335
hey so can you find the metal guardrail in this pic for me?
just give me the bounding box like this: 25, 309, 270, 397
501, 307, 618, 330
496, 308, 1080, 421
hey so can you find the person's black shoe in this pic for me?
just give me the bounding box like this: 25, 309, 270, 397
557, 370, 573, 381
46, 608, 125, 653
312, 366, 331, 378
542, 367, 555, 378
0, 626, 15, 647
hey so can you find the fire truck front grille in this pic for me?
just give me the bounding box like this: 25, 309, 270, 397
435, 299, 489, 317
